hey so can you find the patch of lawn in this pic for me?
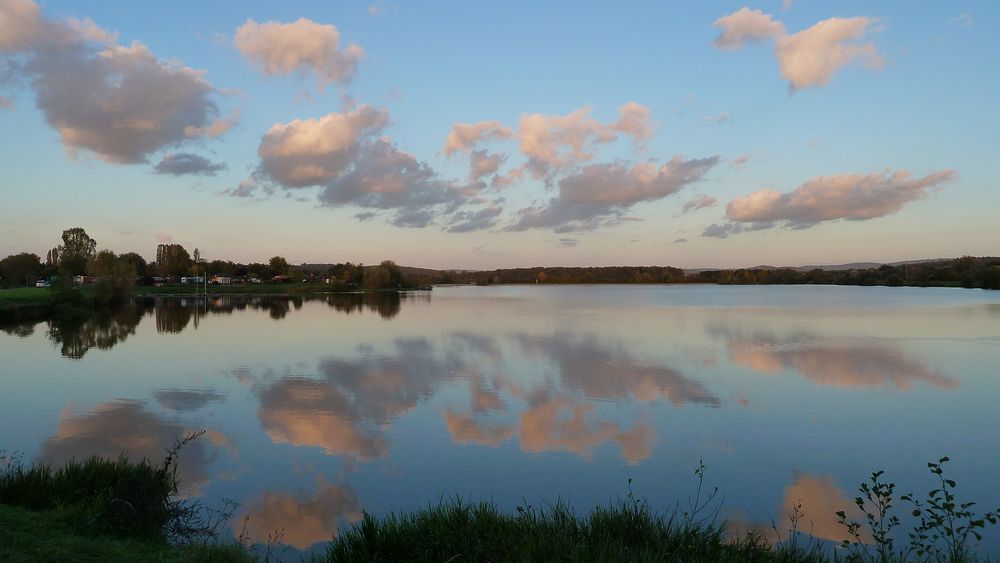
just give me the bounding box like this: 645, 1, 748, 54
0, 287, 52, 307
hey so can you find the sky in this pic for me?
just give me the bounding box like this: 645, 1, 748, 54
1, 0, 997, 269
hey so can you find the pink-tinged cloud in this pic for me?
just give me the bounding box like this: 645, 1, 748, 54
1, 0, 232, 164
468, 149, 506, 181
257, 106, 389, 187
511, 156, 718, 232
253, 106, 475, 227
234, 18, 364, 89
443, 120, 514, 155
519, 391, 655, 464
713, 7, 784, 50
682, 195, 717, 213
776, 17, 884, 90
237, 483, 362, 549
0, 0, 45, 52
38, 401, 223, 496
724, 169, 956, 227
444, 411, 515, 446
517, 103, 654, 179
713, 8, 884, 90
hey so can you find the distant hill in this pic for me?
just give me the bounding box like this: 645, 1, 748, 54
685, 258, 950, 274
295, 257, 998, 289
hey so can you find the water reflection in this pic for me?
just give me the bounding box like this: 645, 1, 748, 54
726, 472, 870, 546
708, 325, 957, 390
37, 400, 230, 495
515, 333, 721, 406
243, 330, 693, 464
236, 481, 362, 549
153, 388, 227, 412
254, 338, 458, 460
4, 293, 412, 358
323, 292, 402, 319
1, 321, 38, 337
47, 304, 147, 359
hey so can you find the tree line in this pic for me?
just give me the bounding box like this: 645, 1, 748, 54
0, 227, 415, 294
435, 257, 1000, 290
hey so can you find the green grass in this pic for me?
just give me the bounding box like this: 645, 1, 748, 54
0, 287, 52, 307
0, 503, 250, 563
0, 454, 176, 539
316, 499, 826, 563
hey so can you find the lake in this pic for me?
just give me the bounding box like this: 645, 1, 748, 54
2, 285, 999, 556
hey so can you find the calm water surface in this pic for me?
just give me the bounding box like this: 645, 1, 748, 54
2, 285, 999, 556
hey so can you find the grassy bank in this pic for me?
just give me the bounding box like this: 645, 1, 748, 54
0, 287, 52, 306
318, 499, 824, 563
2, 455, 998, 561
0, 503, 248, 563
0, 443, 251, 562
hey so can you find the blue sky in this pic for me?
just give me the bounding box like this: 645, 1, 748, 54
1, 1, 997, 268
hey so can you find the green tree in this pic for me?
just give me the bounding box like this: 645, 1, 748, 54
86, 250, 137, 304
364, 260, 408, 289
0, 253, 43, 288
269, 256, 290, 276
119, 252, 147, 277
57, 227, 97, 275
155, 244, 192, 277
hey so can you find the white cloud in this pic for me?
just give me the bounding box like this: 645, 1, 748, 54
1, 0, 232, 164
234, 18, 364, 89
706, 112, 733, 125
950, 13, 973, 28
709, 169, 956, 235
713, 8, 884, 90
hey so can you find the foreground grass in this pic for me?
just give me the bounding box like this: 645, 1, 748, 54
0, 449, 252, 562
0, 503, 249, 563
317, 499, 825, 563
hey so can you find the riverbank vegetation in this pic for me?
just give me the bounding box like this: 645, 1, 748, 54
0, 436, 251, 562
3, 444, 997, 561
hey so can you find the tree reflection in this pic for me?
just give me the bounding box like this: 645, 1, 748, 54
323, 292, 402, 319
1, 320, 38, 338
47, 303, 147, 359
